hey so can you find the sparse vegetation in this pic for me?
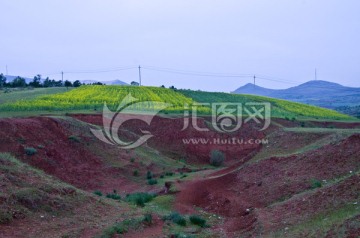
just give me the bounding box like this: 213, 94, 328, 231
133, 170, 139, 176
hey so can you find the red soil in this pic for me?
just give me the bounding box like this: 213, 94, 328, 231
0, 116, 140, 193
71, 114, 265, 165
176, 134, 360, 237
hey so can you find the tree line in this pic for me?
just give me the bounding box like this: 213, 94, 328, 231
0, 74, 104, 89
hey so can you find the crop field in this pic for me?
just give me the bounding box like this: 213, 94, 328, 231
0, 87, 70, 105
0, 85, 354, 120
179, 90, 352, 119
0, 85, 206, 113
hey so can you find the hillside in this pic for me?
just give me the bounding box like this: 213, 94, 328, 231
0, 85, 353, 120
233, 80, 360, 109
179, 89, 352, 120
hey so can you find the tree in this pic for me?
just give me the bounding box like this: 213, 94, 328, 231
0, 74, 6, 88
12, 76, 26, 88
73, 80, 82, 87
43, 77, 52, 87
64, 80, 72, 89
29, 74, 42, 87
131, 81, 139, 86
169, 85, 177, 90
209, 150, 225, 167
54, 80, 63, 87
160, 85, 165, 88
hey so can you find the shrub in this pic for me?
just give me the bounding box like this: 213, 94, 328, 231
125, 193, 155, 207
160, 175, 164, 178
146, 171, 153, 179
147, 179, 158, 185
189, 215, 207, 227
106, 192, 121, 200
143, 213, 153, 224
209, 150, 225, 167
130, 157, 135, 163
68, 135, 80, 142
164, 212, 187, 226
310, 179, 322, 189
133, 170, 139, 176
93, 190, 103, 196
25, 147, 37, 156
165, 171, 174, 176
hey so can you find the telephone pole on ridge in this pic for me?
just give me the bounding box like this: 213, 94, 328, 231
138, 65, 142, 86
253, 75, 256, 88
62, 71, 64, 82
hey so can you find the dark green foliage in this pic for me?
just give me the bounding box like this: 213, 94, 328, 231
106, 192, 121, 200
165, 171, 174, 176
68, 135, 80, 143
160, 175, 164, 178
189, 215, 207, 227
143, 213, 153, 224
147, 179, 158, 185
310, 179, 322, 189
163, 212, 187, 226
93, 190, 103, 197
125, 192, 155, 207
25, 147, 37, 156
209, 150, 225, 167
130, 157, 135, 162
133, 170, 139, 176
146, 171, 153, 179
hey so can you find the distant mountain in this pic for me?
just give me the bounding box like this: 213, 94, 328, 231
232, 80, 360, 110
81, 79, 129, 85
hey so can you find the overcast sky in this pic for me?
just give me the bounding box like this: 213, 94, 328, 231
1, 0, 359, 91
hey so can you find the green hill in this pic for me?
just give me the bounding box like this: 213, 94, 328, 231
178, 90, 352, 120
0, 86, 352, 120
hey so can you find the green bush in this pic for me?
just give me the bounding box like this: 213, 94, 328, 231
165, 171, 174, 176
68, 135, 80, 142
147, 179, 158, 185
106, 192, 121, 200
125, 192, 155, 207
130, 157, 135, 163
93, 190, 103, 197
189, 215, 207, 227
146, 171, 153, 179
24, 147, 37, 156
310, 179, 322, 189
143, 213, 153, 224
209, 150, 225, 167
133, 170, 139, 176
164, 212, 187, 226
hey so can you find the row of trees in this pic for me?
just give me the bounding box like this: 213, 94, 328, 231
0, 74, 104, 89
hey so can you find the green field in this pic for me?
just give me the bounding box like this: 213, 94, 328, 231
179, 90, 352, 119
0, 86, 353, 120
0, 87, 70, 105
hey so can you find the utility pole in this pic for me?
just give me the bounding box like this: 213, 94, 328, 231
138, 65, 142, 86
253, 75, 256, 88
62, 71, 64, 82
6, 65, 8, 75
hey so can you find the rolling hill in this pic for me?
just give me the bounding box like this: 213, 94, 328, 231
232, 80, 360, 109
0, 85, 352, 120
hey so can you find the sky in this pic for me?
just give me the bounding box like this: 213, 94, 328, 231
1, 0, 360, 92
